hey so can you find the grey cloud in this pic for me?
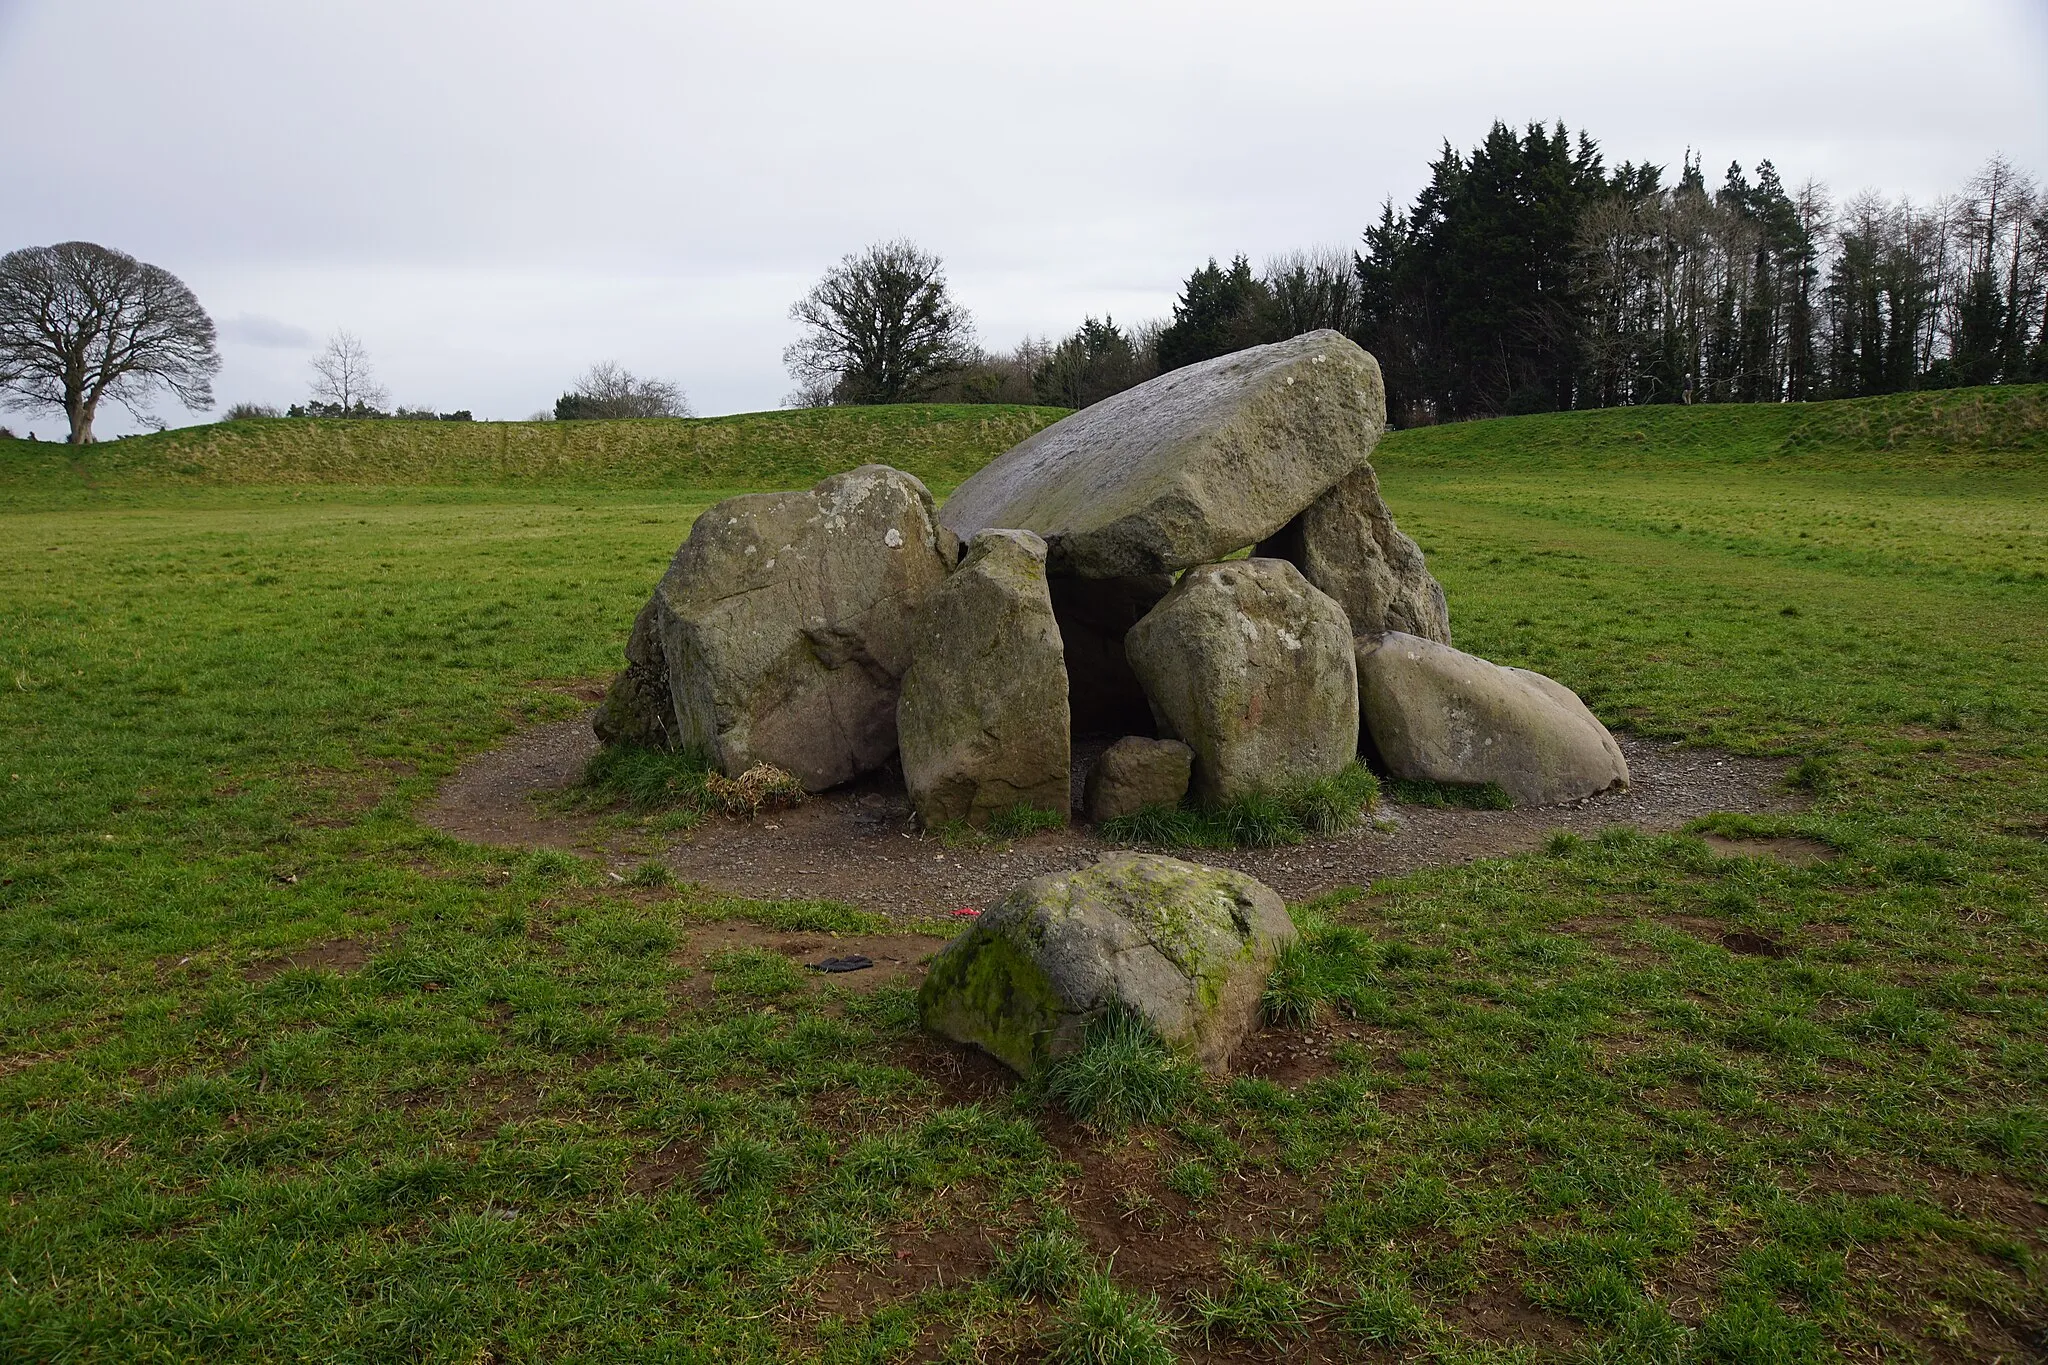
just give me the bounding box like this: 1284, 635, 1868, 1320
0, 0, 2040, 435
218, 314, 314, 349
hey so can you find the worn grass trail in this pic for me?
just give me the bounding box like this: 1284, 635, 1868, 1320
1, 394, 2045, 1362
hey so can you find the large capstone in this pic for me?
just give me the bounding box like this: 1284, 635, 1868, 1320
918, 853, 1296, 1076
1083, 736, 1194, 822
1255, 464, 1451, 643
939, 331, 1386, 579
1124, 558, 1359, 806
1049, 574, 1174, 735
1357, 632, 1629, 806
897, 529, 1071, 828
596, 465, 956, 790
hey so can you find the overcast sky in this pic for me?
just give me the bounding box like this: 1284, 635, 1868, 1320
3, 0, 2044, 433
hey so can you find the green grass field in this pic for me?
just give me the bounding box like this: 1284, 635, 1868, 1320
2, 390, 2044, 1362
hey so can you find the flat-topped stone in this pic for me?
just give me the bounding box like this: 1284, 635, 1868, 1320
940, 330, 1386, 579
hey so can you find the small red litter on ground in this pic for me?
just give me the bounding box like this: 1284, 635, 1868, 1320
952, 906, 981, 918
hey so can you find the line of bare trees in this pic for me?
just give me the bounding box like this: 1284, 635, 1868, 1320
1572, 154, 2046, 412
780, 137, 2044, 425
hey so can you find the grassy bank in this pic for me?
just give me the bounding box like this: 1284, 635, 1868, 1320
0, 392, 2044, 1360
0, 403, 1065, 505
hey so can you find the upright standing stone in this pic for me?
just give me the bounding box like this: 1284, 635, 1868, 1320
1256, 464, 1451, 643
1124, 558, 1359, 805
1357, 632, 1629, 806
897, 530, 1071, 828
940, 331, 1386, 579
598, 465, 956, 790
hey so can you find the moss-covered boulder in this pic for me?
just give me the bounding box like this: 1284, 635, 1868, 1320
1124, 558, 1359, 806
897, 529, 1071, 828
1358, 632, 1629, 805
918, 853, 1294, 1077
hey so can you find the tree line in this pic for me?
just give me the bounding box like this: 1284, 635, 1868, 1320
5, 128, 2041, 443
786, 128, 2046, 424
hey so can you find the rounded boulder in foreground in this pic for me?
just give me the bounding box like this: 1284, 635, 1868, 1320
917, 853, 1296, 1077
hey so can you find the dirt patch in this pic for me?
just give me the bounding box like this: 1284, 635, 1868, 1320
1234, 1022, 1349, 1087
1701, 834, 1835, 866
244, 937, 376, 982
421, 717, 600, 848
624, 1142, 699, 1196
672, 923, 949, 1008
298, 757, 418, 829
422, 716, 1803, 920
1718, 929, 1789, 958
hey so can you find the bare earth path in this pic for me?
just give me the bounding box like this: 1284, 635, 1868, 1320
424, 715, 1805, 918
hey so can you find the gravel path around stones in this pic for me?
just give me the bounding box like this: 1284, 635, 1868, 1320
424, 714, 1805, 919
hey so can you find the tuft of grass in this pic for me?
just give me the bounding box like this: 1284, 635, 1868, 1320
1262, 918, 1384, 1027
1047, 1273, 1177, 1365
1093, 802, 1204, 848
1163, 1159, 1217, 1203
1381, 776, 1515, 810
1043, 1009, 1198, 1131
1097, 762, 1379, 849
932, 802, 1069, 846
993, 1224, 1091, 1300
986, 802, 1067, 839
1261, 939, 1325, 1028
624, 859, 672, 889
1293, 763, 1381, 834
580, 742, 715, 812
706, 947, 806, 1002
1189, 1254, 1308, 1343
695, 1136, 785, 1197
1338, 1277, 1430, 1347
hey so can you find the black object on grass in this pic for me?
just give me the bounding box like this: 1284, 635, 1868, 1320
809, 955, 875, 973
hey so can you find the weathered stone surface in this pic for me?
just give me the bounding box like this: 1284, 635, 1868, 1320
1084, 737, 1194, 822
1124, 559, 1359, 805
592, 664, 673, 749
594, 598, 674, 748
1255, 463, 1451, 643
918, 853, 1295, 1076
940, 331, 1386, 579
897, 530, 1071, 828
1048, 574, 1174, 735
1357, 632, 1629, 806
598, 465, 955, 790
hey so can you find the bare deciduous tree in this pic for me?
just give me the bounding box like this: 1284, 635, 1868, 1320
307, 331, 389, 415
1261, 247, 1364, 337
554, 361, 691, 419
784, 240, 974, 405
0, 241, 220, 444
